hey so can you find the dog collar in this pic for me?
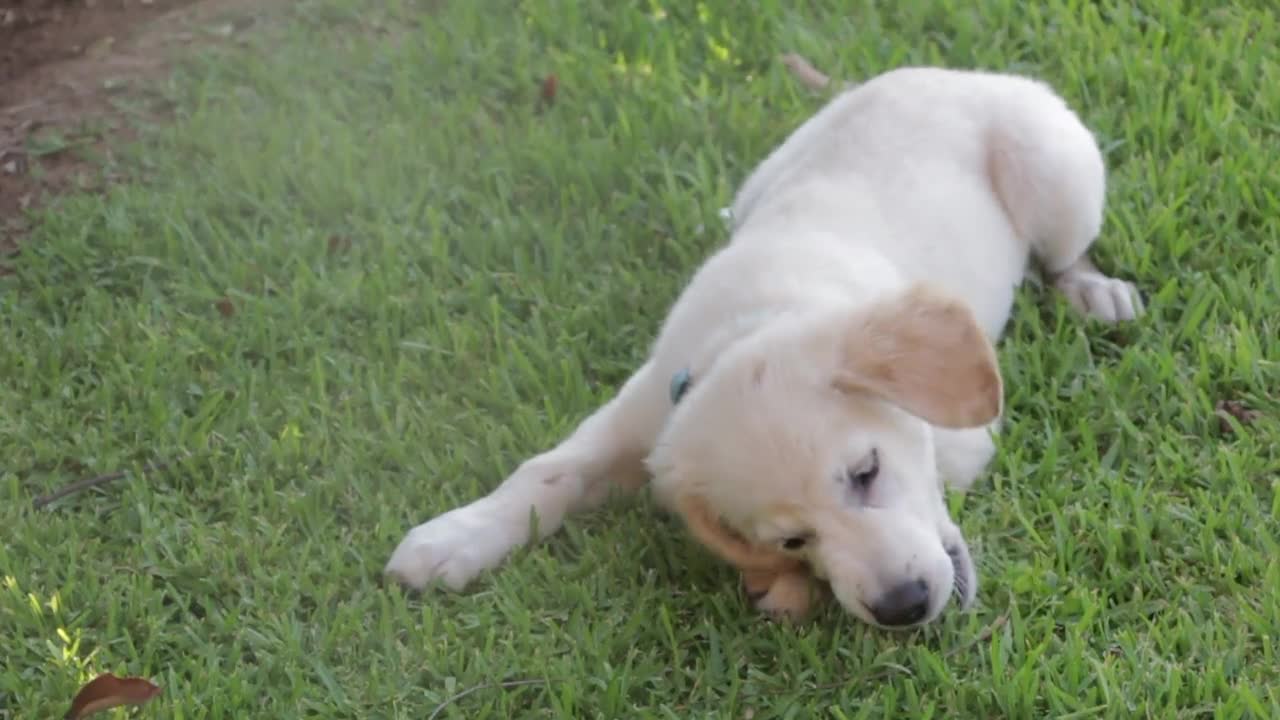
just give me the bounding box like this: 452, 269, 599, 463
669, 368, 692, 405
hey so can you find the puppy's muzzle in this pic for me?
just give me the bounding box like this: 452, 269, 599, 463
869, 578, 931, 627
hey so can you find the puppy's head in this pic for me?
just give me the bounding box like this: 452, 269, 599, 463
647, 284, 1000, 629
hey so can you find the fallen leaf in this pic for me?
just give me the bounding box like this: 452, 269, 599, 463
1, 152, 27, 175
64, 674, 161, 719
1215, 399, 1261, 434
84, 36, 116, 59
26, 130, 73, 157
327, 234, 352, 255
540, 74, 558, 104
214, 296, 236, 318
779, 52, 831, 90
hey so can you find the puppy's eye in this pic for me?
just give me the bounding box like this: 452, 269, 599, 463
847, 448, 880, 491
781, 536, 808, 550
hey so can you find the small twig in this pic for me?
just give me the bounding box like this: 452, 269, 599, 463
827, 612, 1009, 688
425, 615, 1010, 715
32, 460, 172, 509
779, 52, 832, 90
762, 612, 1010, 696
0, 99, 48, 117
427, 678, 551, 720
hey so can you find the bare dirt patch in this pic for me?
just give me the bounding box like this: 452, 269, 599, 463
1, 0, 266, 255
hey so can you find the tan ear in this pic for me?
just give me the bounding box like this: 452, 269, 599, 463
834, 284, 1003, 429
675, 495, 802, 574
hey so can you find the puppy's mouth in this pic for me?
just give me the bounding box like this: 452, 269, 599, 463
946, 540, 977, 609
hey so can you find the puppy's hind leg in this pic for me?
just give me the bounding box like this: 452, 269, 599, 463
988, 86, 1143, 323
384, 362, 668, 591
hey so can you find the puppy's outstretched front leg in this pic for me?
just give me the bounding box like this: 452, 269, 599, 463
385, 362, 668, 590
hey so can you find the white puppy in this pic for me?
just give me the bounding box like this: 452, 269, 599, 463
385, 66, 1141, 629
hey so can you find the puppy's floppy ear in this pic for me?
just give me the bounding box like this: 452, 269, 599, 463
674, 494, 802, 574
833, 284, 1003, 428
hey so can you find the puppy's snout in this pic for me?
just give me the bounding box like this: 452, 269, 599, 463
870, 578, 931, 627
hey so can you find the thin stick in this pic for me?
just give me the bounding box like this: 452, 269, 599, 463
32, 461, 171, 509
798, 613, 1010, 694
425, 614, 1009, 715
0, 98, 47, 117
427, 678, 550, 720
780, 52, 832, 90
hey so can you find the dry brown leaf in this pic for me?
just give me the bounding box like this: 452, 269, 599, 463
327, 234, 353, 255
64, 673, 162, 719
540, 74, 558, 104
1, 150, 29, 176
779, 52, 831, 90
1215, 399, 1261, 434
84, 36, 116, 59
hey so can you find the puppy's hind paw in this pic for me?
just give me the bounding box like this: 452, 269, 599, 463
1054, 270, 1144, 323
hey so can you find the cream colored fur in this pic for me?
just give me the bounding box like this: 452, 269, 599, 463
384, 66, 1142, 628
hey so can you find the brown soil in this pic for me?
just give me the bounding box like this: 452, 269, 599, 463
0, 0, 268, 256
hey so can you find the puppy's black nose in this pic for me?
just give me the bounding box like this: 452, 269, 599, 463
871, 579, 931, 627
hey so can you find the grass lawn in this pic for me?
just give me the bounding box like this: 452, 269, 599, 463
3, 0, 1279, 717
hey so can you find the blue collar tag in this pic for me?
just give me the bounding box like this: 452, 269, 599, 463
669, 368, 692, 405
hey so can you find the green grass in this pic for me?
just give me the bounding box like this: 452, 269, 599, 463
3, 0, 1279, 717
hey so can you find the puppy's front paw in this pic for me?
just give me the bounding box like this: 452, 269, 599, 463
1054, 270, 1143, 323
384, 503, 516, 591
743, 569, 815, 621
